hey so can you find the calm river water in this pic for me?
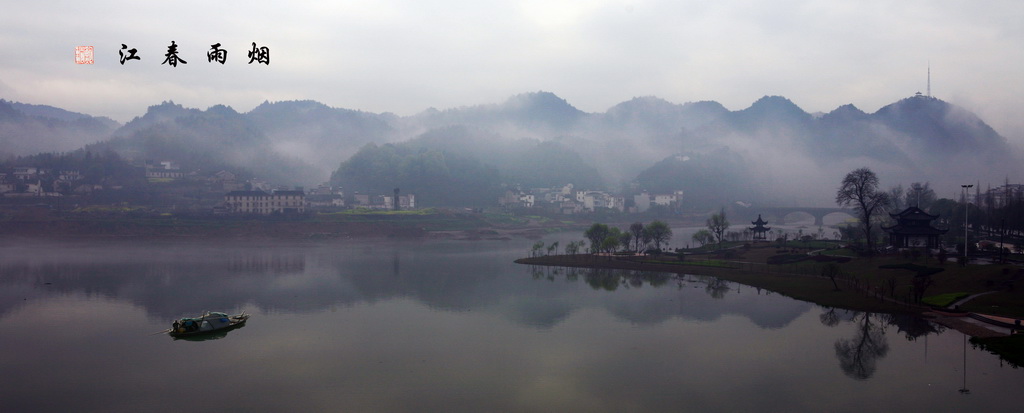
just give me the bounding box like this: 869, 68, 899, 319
0, 234, 1021, 412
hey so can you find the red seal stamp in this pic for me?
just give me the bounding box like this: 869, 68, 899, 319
75, 46, 94, 64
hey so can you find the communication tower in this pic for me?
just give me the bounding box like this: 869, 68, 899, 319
927, 63, 931, 97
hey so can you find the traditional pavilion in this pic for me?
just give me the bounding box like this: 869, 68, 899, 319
882, 206, 947, 249
749, 214, 771, 241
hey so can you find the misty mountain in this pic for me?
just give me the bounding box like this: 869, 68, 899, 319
8, 101, 120, 129
247, 100, 400, 173
872, 95, 1007, 156
730, 95, 815, 133
594, 94, 1017, 206
400, 125, 604, 190
602, 97, 729, 137
329, 142, 502, 206
633, 149, 759, 209
412, 91, 589, 134
0, 99, 120, 158
93, 101, 321, 185
7, 91, 1020, 208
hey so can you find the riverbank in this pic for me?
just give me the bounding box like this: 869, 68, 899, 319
516, 251, 1024, 366
516, 254, 918, 314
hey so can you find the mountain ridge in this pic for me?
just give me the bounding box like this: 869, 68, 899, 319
1, 92, 1017, 207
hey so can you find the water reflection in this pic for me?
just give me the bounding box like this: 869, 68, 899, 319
171, 324, 246, 342
532, 265, 812, 329
834, 313, 891, 380
2, 239, 1023, 411
819, 309, 946, 380
0, 239, 523, 320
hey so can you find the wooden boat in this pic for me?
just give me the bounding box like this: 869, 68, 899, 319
169, 311, 249, 338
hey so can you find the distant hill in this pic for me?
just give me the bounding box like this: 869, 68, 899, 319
4, 92, 1019, 208
93, 101, 321, 185
9, 101, 120, 129
411, 91, 589, 134
246, 100, 400, 173
0, 99, 120, 157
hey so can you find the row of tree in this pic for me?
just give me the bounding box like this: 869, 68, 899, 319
584, 221, 672, 254
834, 167, 1024, 254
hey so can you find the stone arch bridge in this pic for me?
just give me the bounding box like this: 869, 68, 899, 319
739, 207, 857, 227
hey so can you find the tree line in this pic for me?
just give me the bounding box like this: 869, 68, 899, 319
835, 167, 1024, 255
583, 220, 672, 254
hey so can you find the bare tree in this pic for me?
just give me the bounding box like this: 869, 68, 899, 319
822, 263, 842, 291
836, 168, 890, 255
706, 208, 730, 249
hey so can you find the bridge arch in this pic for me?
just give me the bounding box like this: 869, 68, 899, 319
821, 211, 857, 226
744, 207, 856, 227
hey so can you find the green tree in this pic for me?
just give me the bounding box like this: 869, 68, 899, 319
584, 223, 611, 253
629, 222, 645, 252
618, 231, 633, 253
692, 229, 714, 247
707, 208, 730, 248
644, 220, 672, 251
530, 241, 545, 257
564, 241, 582, 255
600, 236, 621, 254
836, 167, 890, 255
546, 241, 559, 256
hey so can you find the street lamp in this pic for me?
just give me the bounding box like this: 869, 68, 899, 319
962, 184, 973, 260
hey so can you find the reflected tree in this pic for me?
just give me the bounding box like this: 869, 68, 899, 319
819, 307, 841, 327
702, 277, 731, 299
584, 268, 620, 291
565, 267, 579, 282
530, 266, 544, 280
880, 313, 945, 341
834, 312, 890, 380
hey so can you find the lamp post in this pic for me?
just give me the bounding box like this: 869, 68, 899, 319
962, 184, 973, 260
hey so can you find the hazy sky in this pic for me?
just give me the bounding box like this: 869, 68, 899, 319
3, 1, 1023, 140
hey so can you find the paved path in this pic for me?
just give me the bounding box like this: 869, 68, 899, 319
927, 315, 1007, 339
948, 291, 998, 309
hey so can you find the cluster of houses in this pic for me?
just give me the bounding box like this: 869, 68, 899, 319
0, 167, 87, 197
499, 183, 684, 214
219, 184, 416, 215
2, 160, 417, 216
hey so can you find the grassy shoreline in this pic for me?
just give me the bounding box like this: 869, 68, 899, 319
516, 253, 917, 314
516, 248, 1024, 366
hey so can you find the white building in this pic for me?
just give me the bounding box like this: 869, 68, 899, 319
224, 190, 305, 214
